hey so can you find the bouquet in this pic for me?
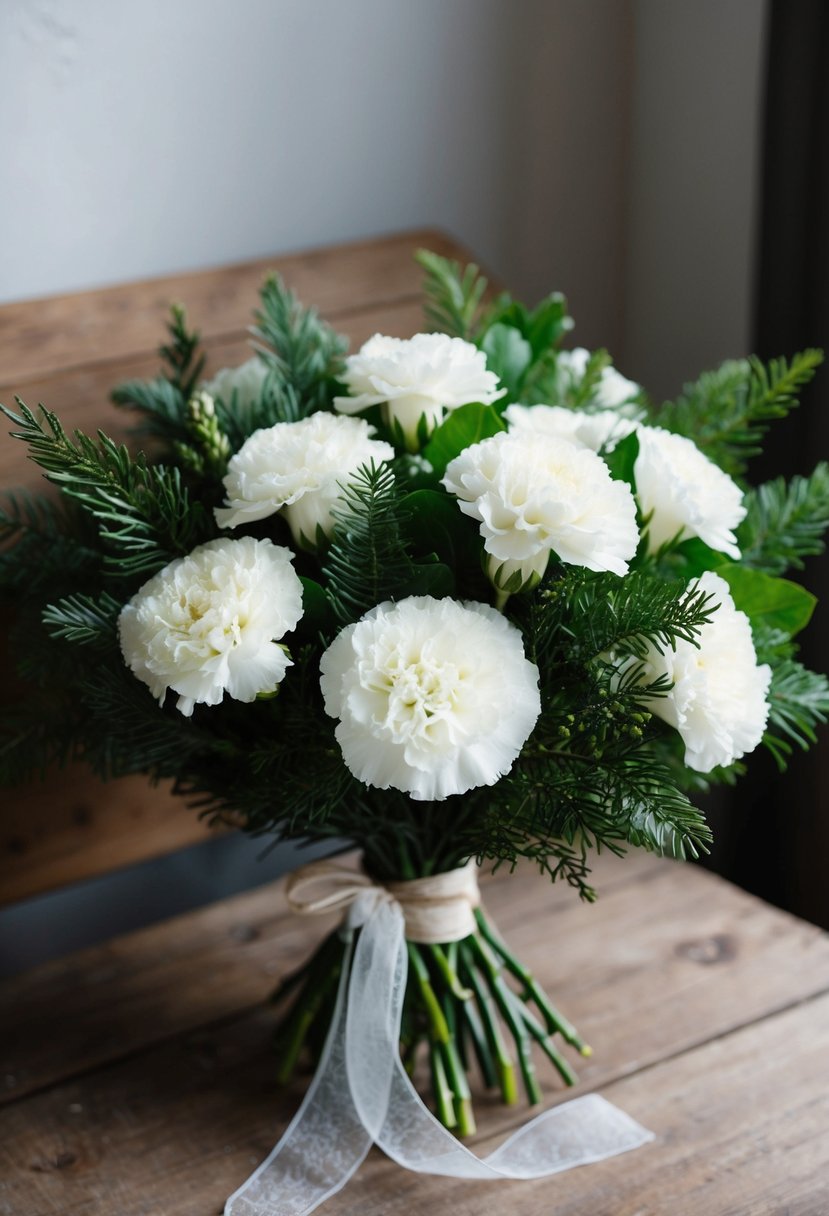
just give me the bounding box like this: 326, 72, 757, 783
2, 250, 828, 1209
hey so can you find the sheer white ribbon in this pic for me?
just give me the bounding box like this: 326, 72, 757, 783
225, 863, 653, 1216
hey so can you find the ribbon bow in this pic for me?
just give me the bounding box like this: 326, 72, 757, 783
226, 860, 653, 1216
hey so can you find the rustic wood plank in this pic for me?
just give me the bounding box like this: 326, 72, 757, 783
0, 771, 215, 908
0, 869, 826, 1214
0, 297, 426, 493
325, 994, 829, 1216
0, 229, 463, 385
3, 854, 828, 1121
0, 850, 662, 1104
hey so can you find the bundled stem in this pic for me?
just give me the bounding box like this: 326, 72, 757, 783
271, 907, 586, 1135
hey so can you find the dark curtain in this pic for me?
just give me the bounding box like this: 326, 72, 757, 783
702, 0, 829, 929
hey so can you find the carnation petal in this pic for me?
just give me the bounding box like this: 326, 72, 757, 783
319, 596, 541, 801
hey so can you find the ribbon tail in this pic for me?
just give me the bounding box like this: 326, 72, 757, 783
348, 908, 654, 1182
225, 933, 374, 1216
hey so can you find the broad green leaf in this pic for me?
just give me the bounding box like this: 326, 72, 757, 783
404, 559, 455, 599
676, 537, 730, 578
402, 488, 484, 582
602, 430, 639, 490
480, 323, 532, 400
298, 576, 335, 633
423, 402, 506, 477
715, 565, 816, 638
525, 293, 573, 357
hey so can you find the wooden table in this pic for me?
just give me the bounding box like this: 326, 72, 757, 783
1, 852, 828, 1214
1, 232, 828, 1214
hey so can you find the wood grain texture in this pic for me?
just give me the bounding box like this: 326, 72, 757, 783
0, 229, 464, 384
0, 857, 826, 1215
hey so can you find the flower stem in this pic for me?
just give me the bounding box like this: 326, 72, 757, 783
474, 907, 591, 1056
430, 1041, 457, 1129
459, 943, 518, 1105
467, 935, 541, 1105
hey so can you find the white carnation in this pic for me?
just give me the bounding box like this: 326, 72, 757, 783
320, 596, 541, 801
504, 403, 636, 452
634, 426, 745, 558
557, 347, 641, 412
118, 536, 303, 717
635, 571, 771, 772
333, 332, 505, 449
442, 430, 640, 587
215, 413, 394, 547
203, 357, 269, 409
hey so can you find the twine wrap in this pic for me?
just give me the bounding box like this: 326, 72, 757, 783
225, 859, 653, 1216
286, 858, 481, 943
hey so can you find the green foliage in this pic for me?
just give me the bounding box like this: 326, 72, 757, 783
0, 490, 100, 596
716, 565, 816, 638
764, 660, 829, 769
416, 248, 490, 339
738, 463, 829, 575
658, 350, 823, 478
423, 402, 506, 476
525, 568, 717, 668
251, 273, 347, 413
479, 324, 532, 399
42, 591, 122, 648
1, 400, 211, 577
322, 461, 418, 624
160, 303, 206, 398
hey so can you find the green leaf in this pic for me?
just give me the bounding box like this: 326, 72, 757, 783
675, 537, 730, 578
525, 293, 573, 358
298, 577, 336, 634
716, 565, 816, 637
479, 323, 532, 400
404, 559, 455, 599
423, 402, 506, 477
602, 430, 639, 489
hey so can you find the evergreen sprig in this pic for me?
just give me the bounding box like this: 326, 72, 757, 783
764, 659, 829, 769
251, 274, 347, 412
524, 569, 716, 670
416, 249, 490, 340
159, 303, 206, 398
323, 461, 415, 623
42, 591, 122, 648
0, 490, 100, 595
1, 401, 210, 576
658, 350, 823, 477
738, 463, 829, 575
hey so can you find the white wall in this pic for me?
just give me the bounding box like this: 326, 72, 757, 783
0, 0, 632, 348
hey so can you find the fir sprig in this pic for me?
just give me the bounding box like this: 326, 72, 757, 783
524, 569, 717, 670
416, 249, 491, 340
763, 659, 829, 769
42, 591, 122, 648
322, 461, 415, 624
251, 274, 347, 412
738, 463, 829, 575
657, 350, 823, 478
1, 401, 211, 576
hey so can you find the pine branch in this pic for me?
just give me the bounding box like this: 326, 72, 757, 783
763, 659, 829, 769
738, 462, 829, 575
111, 376, 191, 445
524, 569, 717, 670
1, 401, 211, 577
251, 274, 347, 412
0, 490, 100, 594
159, 303, 206, 399
416, 249, 489, 340
322, 461, 415, 623
42, 591, 122, 648
658, 350, 823, 478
